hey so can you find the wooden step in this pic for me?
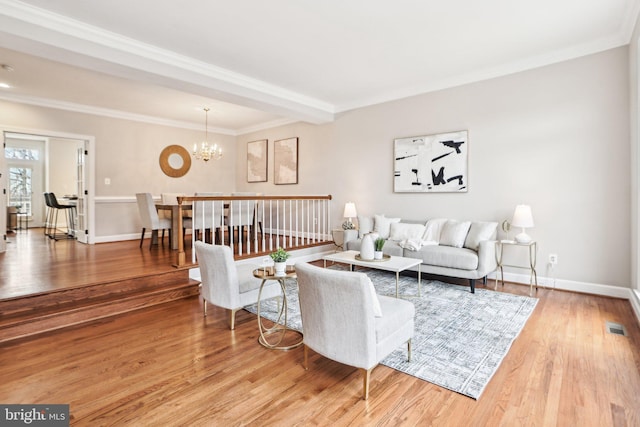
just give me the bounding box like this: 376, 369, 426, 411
0, 270, 200, 344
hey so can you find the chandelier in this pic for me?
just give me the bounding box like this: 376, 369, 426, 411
192, 108, 223, 161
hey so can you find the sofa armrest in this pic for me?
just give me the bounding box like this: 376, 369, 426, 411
343, 229, 359, 247
476, 240, 498, 276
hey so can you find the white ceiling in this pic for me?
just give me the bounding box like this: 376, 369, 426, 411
0, 0, 638, 134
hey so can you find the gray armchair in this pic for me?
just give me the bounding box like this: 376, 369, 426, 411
295, 262, 415, 399
194, 241, 281, 329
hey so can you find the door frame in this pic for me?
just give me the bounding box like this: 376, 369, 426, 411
0, 125, 95, 250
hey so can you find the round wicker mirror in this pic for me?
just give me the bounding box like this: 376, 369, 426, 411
159, 145, 191, 177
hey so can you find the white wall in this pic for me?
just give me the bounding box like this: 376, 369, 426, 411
238, 47, 630, 289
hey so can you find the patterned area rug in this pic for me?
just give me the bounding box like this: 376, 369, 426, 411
245, 265, 538, 399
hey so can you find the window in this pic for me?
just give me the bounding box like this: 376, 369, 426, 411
9, 167, 32, 215
5, 147, 39, 160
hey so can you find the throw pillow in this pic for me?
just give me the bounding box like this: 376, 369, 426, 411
389, 222, 426, 242
464, 221, 498, 251
439, 220, 472, 248
366, 277, 383, 317
374, 214, 400, 239
358, 215, 374, 238
422, 218, 448, 243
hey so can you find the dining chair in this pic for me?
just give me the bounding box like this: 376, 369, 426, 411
194, 241, 281, 329
136, 193, 171, 248
160, 192, 193, 239
295, 262, 415, 400
193, 192, 225, 244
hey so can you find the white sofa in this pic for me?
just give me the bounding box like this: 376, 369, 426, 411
343, 214, 498, 293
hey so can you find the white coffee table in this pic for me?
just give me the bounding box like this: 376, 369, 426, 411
323, 250, 422, 298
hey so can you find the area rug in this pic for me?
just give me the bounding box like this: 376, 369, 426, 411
244, 266, 538, 399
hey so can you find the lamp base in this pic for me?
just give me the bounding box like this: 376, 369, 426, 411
342, 220, 355, 230
514, 230, 532, 244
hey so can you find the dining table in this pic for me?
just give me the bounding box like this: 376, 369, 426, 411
155, 204, 192, 250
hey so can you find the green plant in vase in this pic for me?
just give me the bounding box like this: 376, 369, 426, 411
270, 247, 290, 262
270, 247, 290, 275
374, 238, 385, 259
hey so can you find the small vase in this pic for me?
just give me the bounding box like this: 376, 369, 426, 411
374, 251, 383, 260
360, 234, 375, 260
274, 261, 287, 276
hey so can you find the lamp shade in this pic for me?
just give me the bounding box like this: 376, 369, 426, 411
343, 202, 357, 218
511, 205, 534, 228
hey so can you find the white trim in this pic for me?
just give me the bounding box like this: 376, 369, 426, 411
630, 289, 640, 324
0, 93, 237, 135
487, 270, 632, 299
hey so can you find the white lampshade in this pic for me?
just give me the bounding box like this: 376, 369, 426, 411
343, 202, 357, 219
511, 204, 534, 243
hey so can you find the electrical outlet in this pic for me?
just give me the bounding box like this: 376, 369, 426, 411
549, 253, 558, 265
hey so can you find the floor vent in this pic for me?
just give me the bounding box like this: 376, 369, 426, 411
606, 321, 627, 337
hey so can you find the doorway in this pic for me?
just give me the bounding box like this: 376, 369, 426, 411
1, 127, 95, 253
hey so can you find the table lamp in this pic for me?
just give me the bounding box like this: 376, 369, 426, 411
342, 202, 357, 230
511, 204, 534, 244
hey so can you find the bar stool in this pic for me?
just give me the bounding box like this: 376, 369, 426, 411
47, 192, 76, 240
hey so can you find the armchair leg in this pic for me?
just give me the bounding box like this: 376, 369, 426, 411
408, 339, 412, 362
203, 300, 207, 317
362, 368, 372, 400
229, 308, 238, 330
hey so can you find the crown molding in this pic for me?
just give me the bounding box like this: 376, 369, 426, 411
0, 92, 237, 135
237, 118, 301, 135
0, 0, 335, 124
335, 32, 630, 113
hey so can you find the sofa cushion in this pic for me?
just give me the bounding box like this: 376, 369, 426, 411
389, 222, 426, 241
380, 240, 404, 257
374, 214, 400, 239
439, 220, 471, 248
404, 245, 479, 270
358, 215, 374, 238
422, 218, 447, 243
464, 221, 498, 251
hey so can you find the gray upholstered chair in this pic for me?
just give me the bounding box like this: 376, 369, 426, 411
295, 262, 415, 400
194, 241, 281, 329
136, 193, 171, 248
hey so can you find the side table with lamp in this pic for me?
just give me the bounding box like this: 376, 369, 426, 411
495, 204, 540, 296
333, 202, 358, 251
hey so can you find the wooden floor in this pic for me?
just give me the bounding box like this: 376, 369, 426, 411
1, 231, 640, 425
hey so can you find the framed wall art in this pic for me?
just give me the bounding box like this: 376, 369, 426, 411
274, 137, 298, 185
394, 130, 468, 193
247, 139, 268, 182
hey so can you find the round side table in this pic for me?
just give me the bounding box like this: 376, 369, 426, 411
253, 266, 303, 351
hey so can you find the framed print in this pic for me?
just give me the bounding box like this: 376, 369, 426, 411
394, 130, 468, 193
247, 139, 268, 182
274, 137, 298, 185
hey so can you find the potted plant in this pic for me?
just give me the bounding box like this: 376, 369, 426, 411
374, 238, 385, 260
270, 247, 290, 275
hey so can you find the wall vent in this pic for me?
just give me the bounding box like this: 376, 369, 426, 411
606, 321, 627, 337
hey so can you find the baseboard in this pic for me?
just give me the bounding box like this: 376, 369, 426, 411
487, 271, 631, 299
94, 233, 140, 243
629, 289, 640, 325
